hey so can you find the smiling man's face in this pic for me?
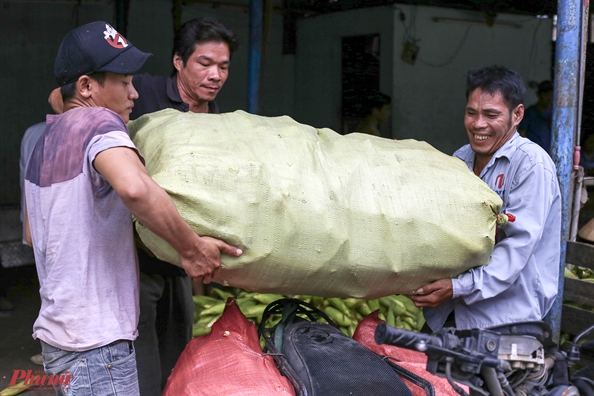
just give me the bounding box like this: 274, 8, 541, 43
464, 88, 524, 173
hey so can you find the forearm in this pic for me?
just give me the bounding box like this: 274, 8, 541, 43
120, 175, 200, 256
94, 146, 199, 255
94, 145, 241, 280
121, 173, 243, 280
24, 209, 32, 247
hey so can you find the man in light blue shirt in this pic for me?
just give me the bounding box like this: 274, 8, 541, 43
409, 65, 561, 331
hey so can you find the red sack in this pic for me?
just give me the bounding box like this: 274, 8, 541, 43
163, 298, 295, 396
352, 311, 466, 396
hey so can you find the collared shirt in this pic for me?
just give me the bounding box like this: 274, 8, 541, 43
130, 73, 220, 276
130, 74, 220, 121
424, 132, 561, 331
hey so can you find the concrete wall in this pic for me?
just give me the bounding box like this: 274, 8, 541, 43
390, 5, 553, 154
294, 6, 395, 132
293, 5, 552, 154
0, 0, 293, 205
0, 2, 113, 205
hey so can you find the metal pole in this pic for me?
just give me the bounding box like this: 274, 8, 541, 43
247, 0, 263, 114
569, 0, 590, 242
546, 0, 588, 344
570, 166, 585, 241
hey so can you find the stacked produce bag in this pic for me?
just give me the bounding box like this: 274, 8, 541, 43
173, 292, 463, 396
163, 298, 296, 396
129, 109, 503, 299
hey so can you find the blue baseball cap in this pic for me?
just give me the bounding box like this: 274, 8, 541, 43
54, 21, 151, 86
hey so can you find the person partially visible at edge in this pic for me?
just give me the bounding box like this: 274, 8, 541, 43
130, 17, 238, 396
518, 80, 553, 154
408, 65, 561, 332
354, 92, 392, 137
25, 21, 241, 395
0, 122, 45, 315
19, 121, 46, 367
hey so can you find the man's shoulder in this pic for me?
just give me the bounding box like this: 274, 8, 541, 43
25, 121, 46, 133
59, 107, 126, 131
130, 74, 182, 119
82, 106, 124, 119
510, 135, 551, 161
23, 122, 46, 142
453, 144, 473, 160
504, 136, 557, 179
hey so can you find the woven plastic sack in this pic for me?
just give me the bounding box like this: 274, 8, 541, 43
353, 311, 467, 396
129, 109, 502, 298
162, 298, 295, 396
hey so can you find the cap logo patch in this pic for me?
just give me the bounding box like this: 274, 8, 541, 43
103, 24, 128, 49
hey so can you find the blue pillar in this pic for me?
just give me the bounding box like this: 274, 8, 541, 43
248, 0, 263, 114
546, 0, 587, 343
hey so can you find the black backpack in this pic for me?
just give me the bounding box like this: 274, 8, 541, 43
258, 298, 434, 396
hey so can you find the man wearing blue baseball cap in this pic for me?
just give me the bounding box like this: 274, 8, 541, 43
24, 21, 242, 395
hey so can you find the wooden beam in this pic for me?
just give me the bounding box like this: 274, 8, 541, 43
561, 304, 594, 336
566, 241, 594, 270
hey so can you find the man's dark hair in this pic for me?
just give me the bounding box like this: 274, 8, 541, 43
363, 92, 392, 114
173, 17, 238, 68
537, 80, 553, 95
60, 72, 106, 101
466, 65, 525, 111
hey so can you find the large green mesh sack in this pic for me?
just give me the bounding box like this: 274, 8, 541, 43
128, 109, 502, 299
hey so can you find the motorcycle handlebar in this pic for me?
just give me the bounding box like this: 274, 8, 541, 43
374, 322, 444, 352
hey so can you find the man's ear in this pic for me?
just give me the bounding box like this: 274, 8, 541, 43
173, 54, 183, 73
77, 75, 93, 98
513, 104, 525, 127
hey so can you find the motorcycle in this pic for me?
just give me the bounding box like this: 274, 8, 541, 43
374, 321, 594, 396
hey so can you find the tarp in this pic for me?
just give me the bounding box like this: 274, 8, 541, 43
129, 109, 502, 299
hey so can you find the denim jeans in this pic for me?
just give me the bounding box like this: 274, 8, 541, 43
40, 339, 140, 396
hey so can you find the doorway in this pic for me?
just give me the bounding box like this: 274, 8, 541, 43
341, 34, 381, 134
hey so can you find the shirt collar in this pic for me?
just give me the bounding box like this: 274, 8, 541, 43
493, 131, 521, 162
457, 131, 521, 176
474, 131, 522, 177
166, 75, 219, 114
166, 76, 189, 111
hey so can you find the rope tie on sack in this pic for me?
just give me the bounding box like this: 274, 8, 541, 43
495, 213, 516, 226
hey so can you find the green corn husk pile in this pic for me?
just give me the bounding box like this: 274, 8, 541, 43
192, 288, 424, 339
